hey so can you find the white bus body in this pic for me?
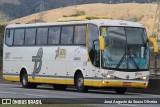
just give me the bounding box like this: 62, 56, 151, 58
3, 19, 150, 94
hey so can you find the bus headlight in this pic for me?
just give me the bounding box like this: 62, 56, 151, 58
140, 76, 148, 80
102, 73, 114, 78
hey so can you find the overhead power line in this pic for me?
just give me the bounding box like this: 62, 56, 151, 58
35, 1, 47, 22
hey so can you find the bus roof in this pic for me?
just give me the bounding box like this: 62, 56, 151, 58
6, 19, 144, 28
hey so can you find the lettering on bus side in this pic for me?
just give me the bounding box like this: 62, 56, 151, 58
73, 47, 81, 61
135, 72, 142, 76
5, 52, 11, 59
32, 48, 43, 79
106, 71, 115, 75
55, 47, 66, 59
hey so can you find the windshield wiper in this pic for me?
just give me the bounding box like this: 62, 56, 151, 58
116, 46, 140, 70
116, 52, 126, 69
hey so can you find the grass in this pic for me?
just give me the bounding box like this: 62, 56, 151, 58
127, 15, 144, 22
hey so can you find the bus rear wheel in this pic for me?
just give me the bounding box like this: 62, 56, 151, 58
115, 88, 127, 94
76, 73, 88, 92
21, 71, 37, 88
53, 84, 67, 90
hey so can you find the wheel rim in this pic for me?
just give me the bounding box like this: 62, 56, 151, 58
77, 77, 84, 89
22, 74, 27, 86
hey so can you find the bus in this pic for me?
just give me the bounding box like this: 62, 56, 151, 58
3, 16, 158, 94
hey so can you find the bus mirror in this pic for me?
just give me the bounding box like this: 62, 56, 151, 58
99, 36, 105, 51
147, 38, 158, 53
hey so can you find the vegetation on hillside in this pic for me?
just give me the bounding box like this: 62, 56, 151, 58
0, 0, 158, 20
63, 10, 85, 17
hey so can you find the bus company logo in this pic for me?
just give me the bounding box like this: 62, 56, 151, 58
32, 48, 43, 79
2, 99, 11, 104
55, 47, 66, 59
126, 75, 129, 79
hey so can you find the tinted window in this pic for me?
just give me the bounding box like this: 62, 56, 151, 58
102, 27, 126, 69
126, 28, 144, 44
61, 26, 73, 44
48, 27, 60, 45
25, 28, 36, 45
5, 29, 14, 46
14, 29, 25, 46
36, 28, 48, 45
88, 24, 99, 67
88, 24, 99, 51
74, 25, 86, 44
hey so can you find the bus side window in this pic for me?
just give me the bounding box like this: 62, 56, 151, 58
61, 26, 74, 45
88, 24, 99, 67
14, 29, 25, 46
48, 27, 60, 45
36, 27, 48, 45
74, 25, 86, 45
5, 29, 14, 46
25, 28, 36, 45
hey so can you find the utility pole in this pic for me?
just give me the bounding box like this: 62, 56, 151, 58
152, 0, 160, 76
99, 0, 101, 3
152, 0, 160, 40
36, 1, 46, 22
109, 1, 112, 4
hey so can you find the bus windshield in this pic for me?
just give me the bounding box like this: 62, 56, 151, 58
101, 27, 149, 71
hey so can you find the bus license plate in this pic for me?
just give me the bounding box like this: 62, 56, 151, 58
123, 82, 131, 86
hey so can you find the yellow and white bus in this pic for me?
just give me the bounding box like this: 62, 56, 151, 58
3, 16, 158, 94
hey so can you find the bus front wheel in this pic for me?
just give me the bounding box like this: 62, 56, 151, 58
76, 73, 88, 92
115, 88, 127, 94
21, 71, 37, 88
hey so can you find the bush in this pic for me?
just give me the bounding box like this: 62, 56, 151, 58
150, 33, 157, 39
63, 10, 85, 17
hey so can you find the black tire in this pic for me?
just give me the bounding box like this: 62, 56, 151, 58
53, 84, 67, 90
75, 73, 88, 92
21, 71, 37, 88
115, 88, 127, 94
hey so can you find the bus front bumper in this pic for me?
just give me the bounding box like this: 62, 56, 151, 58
84, 80, 148, 88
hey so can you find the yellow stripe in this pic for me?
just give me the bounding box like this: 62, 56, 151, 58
28, 77, 74, 85
3, 75, 148, 88
3, 75, 74, 85
3, 75, 20, 82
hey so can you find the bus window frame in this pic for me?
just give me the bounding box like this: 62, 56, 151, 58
87, 23, 100, 68
5, 28, 14, 46
36, 27, 49, 46
24, 27, 37, 46
60, 25, 74, 45
4, 24, 88, 47
48, 26, 63, 45
13, 28, 25, 46
73, 25, 87, 45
